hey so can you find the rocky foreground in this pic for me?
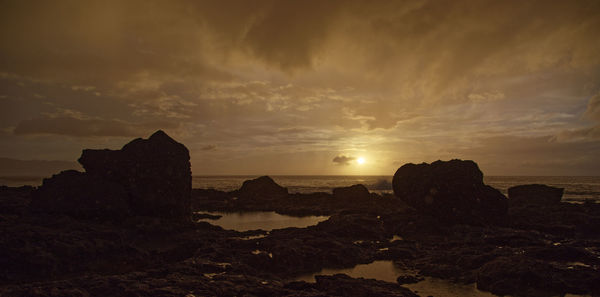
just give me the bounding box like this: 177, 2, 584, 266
1, 131, 600, 297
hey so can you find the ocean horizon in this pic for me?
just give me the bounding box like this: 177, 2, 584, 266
4, 174, 598, 203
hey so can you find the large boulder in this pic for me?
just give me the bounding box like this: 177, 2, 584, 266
78, 130, 191, 219
392, 159, 507, 223
508, 184, 563, 206
332, 184, 371, 201
32, 130, 191, 221
31, 170, 130, 219
238, 176, 288, 201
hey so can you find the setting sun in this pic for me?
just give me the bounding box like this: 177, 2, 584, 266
356, 157, 365, 165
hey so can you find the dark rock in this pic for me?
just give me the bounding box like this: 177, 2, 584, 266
525, 245, 599, 264
508, 184, 563, 206
316, 213, 387, 240
333, 184, 371, 201
192, 212, 222, 221
78, 130, 191, 220
396, 274, 423, 284
508, 202, 600, 238
392, 159, 508, 224
474, 255, 600, 297
315, 274, 419, 297
0, 185, 33, 216
477, 256, 554, 296
238, 176, 288, 201
31, 170, 130, 219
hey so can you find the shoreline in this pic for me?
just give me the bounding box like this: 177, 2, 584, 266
2, 179, 599, 296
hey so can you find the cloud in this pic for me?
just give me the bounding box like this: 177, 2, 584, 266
450, 135, 600, 175
553, 94, 600, 142
200, 144, 217, 151
552, 126, 600, 142
332, 155, 355, 165
1, 1, 600, 175
13, 116, 177, 138
584, 93, 600, 122
0, 157, 80, 176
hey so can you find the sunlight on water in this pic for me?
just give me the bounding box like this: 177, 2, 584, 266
197, 211, 329, 231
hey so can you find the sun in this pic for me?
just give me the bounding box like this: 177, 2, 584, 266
356, 157, 365, 165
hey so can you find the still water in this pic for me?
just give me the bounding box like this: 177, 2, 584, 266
295, 261, 591, 297
196, 211, 329, 231
295, 260, 498, 297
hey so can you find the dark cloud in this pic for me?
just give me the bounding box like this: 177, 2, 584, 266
333, 155, 356, 165
453, 135, 600, 175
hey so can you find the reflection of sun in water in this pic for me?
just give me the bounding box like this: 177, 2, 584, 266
357, 157, 365, 165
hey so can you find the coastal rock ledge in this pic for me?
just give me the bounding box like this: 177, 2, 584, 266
508, 184, 563, 206
32, 130, 191, 220
392, 159, 508, 224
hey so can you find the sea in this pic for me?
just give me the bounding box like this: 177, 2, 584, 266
2, 175, 599, 203
191, 175, 600, 203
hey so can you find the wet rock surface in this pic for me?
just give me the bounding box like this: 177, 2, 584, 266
2, 158, 600, 296
392, 159, 508, 224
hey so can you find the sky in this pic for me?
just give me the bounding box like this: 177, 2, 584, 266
1, 0, 599, 176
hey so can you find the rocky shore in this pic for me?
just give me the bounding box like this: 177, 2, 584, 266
1, 131, 599, 297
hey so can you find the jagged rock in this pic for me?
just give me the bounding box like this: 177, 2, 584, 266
31, 170, 129, 219
508, 184, 563, 206
476, 255, 600, 297
392, 159, 507, 224
0, 185, 33, 216
316, 213, 388, 239
333, 184, 371, 201
78, 130, 191, 220
238, 176, 288, 201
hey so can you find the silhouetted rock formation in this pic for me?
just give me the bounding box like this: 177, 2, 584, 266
508, 184, 563, 206
79, 130, 191, 219
31, 170, 129, 219
392, 159, 508, 224
238, 176, 288, 201
32, 130, 191, 220
332, 184, 371, 201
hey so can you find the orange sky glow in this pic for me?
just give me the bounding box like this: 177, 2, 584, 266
1, 0, 599, 176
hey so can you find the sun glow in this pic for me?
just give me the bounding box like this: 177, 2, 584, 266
356, 157, 365, 165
